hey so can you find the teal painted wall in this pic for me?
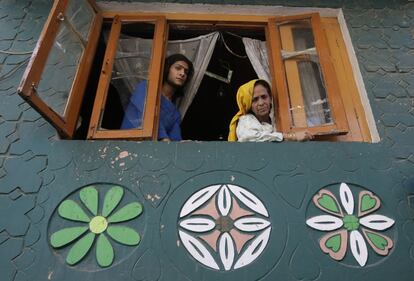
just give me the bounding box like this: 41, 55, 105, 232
0, 1, 413, 280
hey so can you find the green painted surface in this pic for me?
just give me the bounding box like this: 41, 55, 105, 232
318, 194, 340, 214
0, 0, 413, 280
366, 232, 388, 251
107, 226, 141, 246
102, 186, 124, 217
66, 232, 96, 265
361, 194, 378, 212
80, 186, 98, 216
58, 200, 91, 222
49, 184, 143, 268
50, 226, 89, 248
96, 234, 114, 267
325, 234, 341, 252
107, 202, 143, 223
343, 215, 359, 231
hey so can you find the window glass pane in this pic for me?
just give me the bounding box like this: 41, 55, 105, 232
37, 22, 83, 116
99, 22, 155, 130
66, 0, 95, 41
278, 20, 333, 128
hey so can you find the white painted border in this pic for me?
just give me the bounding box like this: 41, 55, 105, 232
98, 2, 340, 17
98, 2, 379, 142
337, 10, 380, 142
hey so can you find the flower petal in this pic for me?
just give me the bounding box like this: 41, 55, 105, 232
80, 186, 98, 216
50, 226, 89, 248
180, 185, 221, 218
319, 229, 348, 261
234, 217, 270, 232
358, 191, 381, 217
361, 228, 394, 256
66, 232, 96, 265
219, 232, 235, 270
178, 230, 219, 270
350, 230, 368, 267
106, 226, 140, 246
234, 227, 271, 269
180, 217, 216, 233
96, 234, 114, 267
339, 183, 354, 215
107, 202, 143, 223
359, 214, 395, 231
228, 184, 268, 217
58, 200, 90, 222
102, 186, 124, 217
218, 185, 232, 216
306, 215, 343, 231
312, 189, 343, 217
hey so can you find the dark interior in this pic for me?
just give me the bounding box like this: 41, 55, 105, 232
76, 21, 266, 141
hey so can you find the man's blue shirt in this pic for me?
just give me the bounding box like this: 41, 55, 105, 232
120, 81, 182, 141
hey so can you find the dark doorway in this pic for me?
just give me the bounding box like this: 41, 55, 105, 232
181, 29, 265, 141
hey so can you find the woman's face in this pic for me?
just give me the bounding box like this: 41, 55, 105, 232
167, 60, 189, 88
251, 84, 271, 120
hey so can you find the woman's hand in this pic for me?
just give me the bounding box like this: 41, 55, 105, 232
283, 131, 314, 141
294, 131, 314, 141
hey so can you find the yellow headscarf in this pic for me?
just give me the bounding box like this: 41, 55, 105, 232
228, 79, 258, 141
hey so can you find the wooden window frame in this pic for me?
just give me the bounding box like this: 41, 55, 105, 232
87, 15, 167, 140
18, 2, 373, 142
17, 0, 102, 139
267, 13, 349, 136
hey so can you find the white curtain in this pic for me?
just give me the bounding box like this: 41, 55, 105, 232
242, 37, 271, 83
243, 36, 330, 127
242, 37, 274, 123
167, 32, 219, 118
110, 31, 219, 119
288, 35, 329, 127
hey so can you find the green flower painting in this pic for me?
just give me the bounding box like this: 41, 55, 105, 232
50, 186, 143, 267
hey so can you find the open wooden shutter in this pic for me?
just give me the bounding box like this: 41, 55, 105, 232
18, 0, 102, 138
267, 13, 348, 136
87, 15, 167, 140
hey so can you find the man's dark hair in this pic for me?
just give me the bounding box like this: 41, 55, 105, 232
163, 54, 194, 102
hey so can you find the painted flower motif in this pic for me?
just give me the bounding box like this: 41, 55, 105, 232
306, 183, 395, 267
178, 184, 271, 271
50, 186, 143, 267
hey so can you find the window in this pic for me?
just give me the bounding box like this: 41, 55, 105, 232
18, 0, 102, 138
18, 0, 373, 142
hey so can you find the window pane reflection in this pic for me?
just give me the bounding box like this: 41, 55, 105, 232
37, 22, 83, 116
66, 0, 95, 41
99, 22, 155, 130
278, 20, 333, 128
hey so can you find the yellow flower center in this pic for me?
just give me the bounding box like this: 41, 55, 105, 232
89, 216, 108, 234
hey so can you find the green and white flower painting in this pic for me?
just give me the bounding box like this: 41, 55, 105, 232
50, 185, 143, 267
306, 183, 394, 267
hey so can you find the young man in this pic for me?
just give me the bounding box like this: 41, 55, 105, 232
121, 54, 194, 141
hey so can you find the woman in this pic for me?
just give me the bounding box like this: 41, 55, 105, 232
121, 54, 194, 141
228, 79, 313, 142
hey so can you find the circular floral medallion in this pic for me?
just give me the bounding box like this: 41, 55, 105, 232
306, 183, 395, 267
178, 184, 271, 271
48, 184, 144, 269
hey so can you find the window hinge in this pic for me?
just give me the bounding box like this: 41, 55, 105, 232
30, 82, 38, 96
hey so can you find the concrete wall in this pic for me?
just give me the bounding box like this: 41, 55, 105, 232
0, 1, 413, 280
